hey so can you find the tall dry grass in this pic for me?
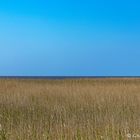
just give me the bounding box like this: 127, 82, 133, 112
0, 78, 140, 140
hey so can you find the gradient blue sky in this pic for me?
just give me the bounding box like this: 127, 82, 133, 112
0, 0, 140, 76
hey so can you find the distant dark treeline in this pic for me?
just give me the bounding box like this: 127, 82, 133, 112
0, 76, 140, 79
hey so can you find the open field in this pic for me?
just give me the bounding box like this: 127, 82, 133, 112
0, 78, 140, 140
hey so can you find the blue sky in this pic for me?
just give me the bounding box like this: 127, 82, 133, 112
0, 0, 140, 76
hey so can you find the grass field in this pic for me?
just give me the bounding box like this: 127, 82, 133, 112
0, 78, 140, 140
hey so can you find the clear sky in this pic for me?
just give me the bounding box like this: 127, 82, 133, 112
0, 0, 140, 76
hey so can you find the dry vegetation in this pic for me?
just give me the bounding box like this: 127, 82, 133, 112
0, 78, 140, 140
